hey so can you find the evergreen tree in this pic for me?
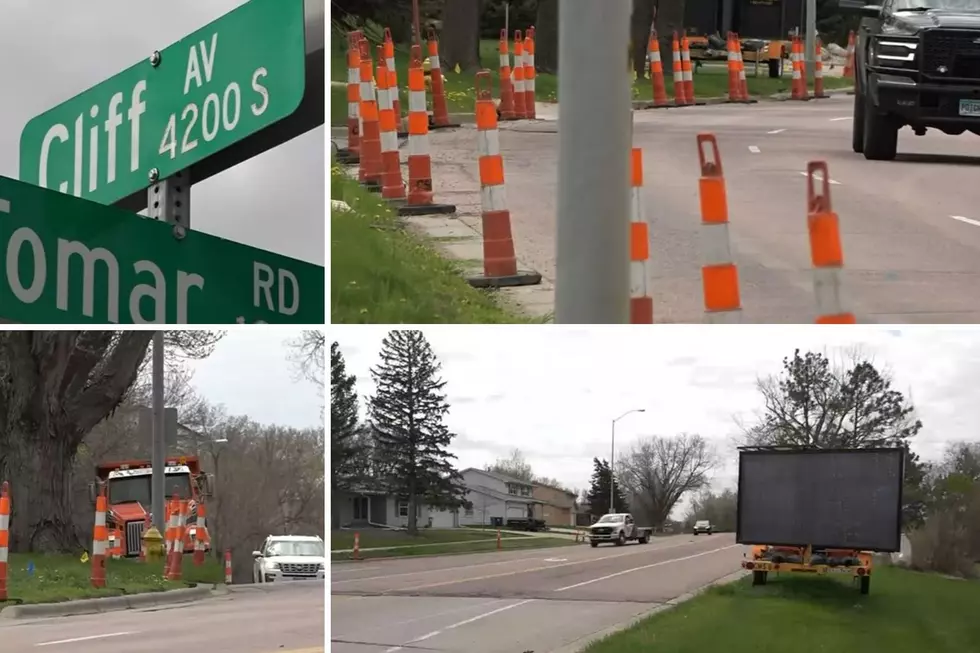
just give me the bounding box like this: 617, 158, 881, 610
586, 458, 629, 518
369, 330, 468, 534
330, 342, 362, 491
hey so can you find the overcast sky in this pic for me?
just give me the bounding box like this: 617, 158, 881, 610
332, 327, 980, 510
0, 0, 323, 265
184, 328, 322, 429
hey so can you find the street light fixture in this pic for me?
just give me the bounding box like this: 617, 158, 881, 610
610, 408, 645, 514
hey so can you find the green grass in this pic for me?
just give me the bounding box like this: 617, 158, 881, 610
330, 167, 533, 324
332, 535, 576, 561
583, 566, 980, 653
0, 553, 224, 606
331, 527, 524, 550
329, 40, 853, 126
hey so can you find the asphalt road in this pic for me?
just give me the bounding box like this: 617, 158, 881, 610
331, 533, 744, 653
0, 582, 324, 652
404, 94, 980, 323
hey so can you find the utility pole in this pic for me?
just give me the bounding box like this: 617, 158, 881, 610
555, 0, 632, 323
151, 331, 165, 532
609, 420, 617, 513
805, 0, 816, 81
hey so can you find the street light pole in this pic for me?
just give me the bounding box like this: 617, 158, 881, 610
609, 408, 646, 513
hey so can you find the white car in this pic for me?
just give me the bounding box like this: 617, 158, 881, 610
252, 534, 326, 583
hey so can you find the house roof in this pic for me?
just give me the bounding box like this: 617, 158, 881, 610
466, 483, 543, 504
462, 467, 534, 487
533, 481, 576, 498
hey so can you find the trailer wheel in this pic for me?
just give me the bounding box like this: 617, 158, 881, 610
860, 575, 870, 595
590, 541, 598, 548
639, 533, 649, 544
752, 570, 768, 586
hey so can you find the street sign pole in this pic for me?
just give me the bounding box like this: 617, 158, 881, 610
148, 170, 191, 235
151, 331, 165, 532
555, 0, 632, 323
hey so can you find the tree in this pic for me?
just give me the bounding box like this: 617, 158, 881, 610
534, 0, 558, 73
630, 0, 655, 78
487, 448, 533, 481
0, 331, 222, 553
617, 434, 714, 529
331, 343, 365, 491
440, 0, 482, 71
368, 330, 468, 534
747, 349, 922, 449
653, 0, 687, 72
288, 330, 325, 389
685, 488, 737, 532
586, 457, 629, 518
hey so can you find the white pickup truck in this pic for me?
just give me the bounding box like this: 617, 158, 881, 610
587, 513, 652, 547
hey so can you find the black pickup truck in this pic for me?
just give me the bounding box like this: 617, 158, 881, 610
841, 0, 980, 160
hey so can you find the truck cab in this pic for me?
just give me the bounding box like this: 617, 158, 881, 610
842, 0, 980, 160
588, 513, 652, 547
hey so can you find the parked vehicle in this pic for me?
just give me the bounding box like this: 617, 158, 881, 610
252, 534, 326, 583
693, 520, 713, 535
587, 513, 653, 547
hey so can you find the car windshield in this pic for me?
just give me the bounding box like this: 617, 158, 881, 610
108, 473, 192, 505
895, 0, 980, 11
597, 515, 623, 523
265, 540, 325, 557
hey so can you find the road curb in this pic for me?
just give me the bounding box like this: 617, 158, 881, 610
547, 569, 751, 653
0, 584, 222, 620
331, 538, 580, 564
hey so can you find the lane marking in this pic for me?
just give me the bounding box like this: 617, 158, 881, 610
798, 171, 841, 185
384, 600, 533, 653
0, 198, 9, 213
767, 129, 786, 134
748, 145, 761, 153
331, 565, 382, 574
36, 632, 136, 647
388, 539, 703, 592
830, 116, 852, 121
553, 544, 741, 592
543, 557, 569, 562
332, 538, 699, 586
951, 215, 980, 228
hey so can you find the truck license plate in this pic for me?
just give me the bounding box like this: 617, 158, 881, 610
959, 99, 980, 117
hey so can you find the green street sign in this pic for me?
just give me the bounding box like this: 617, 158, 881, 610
0, 176, 324, 324
19, 0, 306, 206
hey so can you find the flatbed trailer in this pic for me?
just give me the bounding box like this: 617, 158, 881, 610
742, 543, 874, 594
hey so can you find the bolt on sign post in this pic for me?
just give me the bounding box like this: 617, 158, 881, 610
19, 0, 307, 208
0, 177, 324, 324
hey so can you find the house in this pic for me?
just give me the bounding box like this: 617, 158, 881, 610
332, 484, 458, 530
533, 482, 577, 527
457, 468, 544, 527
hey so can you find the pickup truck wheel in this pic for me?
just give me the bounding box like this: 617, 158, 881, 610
863, 103, 899, 161
590, 541, 598, 548
852, 90, 865, 153
616, 532, 626, 546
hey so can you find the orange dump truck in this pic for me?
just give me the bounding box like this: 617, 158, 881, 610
92, 456, 213, 558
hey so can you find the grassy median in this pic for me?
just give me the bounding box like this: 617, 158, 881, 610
329, 39, 853, 126
330, 167, 531, 324
331, 527, 524, 551
584, 566, 980, 653
332, 535, 576, 561
0, 553, 224, 606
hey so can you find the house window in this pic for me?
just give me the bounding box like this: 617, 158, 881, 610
352, 496, 369, 520
398, 501, 409, 517
520, 486, 531, 497
507, 483, 519, 495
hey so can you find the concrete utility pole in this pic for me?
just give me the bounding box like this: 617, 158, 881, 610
609, 408, 645, 513
555, 0, 633, 323
805, 0, 817, 81
151, 331, 165, 532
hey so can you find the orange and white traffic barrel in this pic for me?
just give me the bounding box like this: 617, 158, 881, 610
696, 134, 742, 322
512, 31, 527, 119
427, 29, 460, 129
339, 30, 363, 164
671, 33, 688, 106
629, 148, 653, 323
91, 484, 108, 589
523, 29, 536, 119
357, 39, 384, 190
376, 50, 407, 202
814, 38, 827, 98
647, 30, 669, 108
498, 29, 516, 120
680, 34, 696, 104
382, 28, 404, 133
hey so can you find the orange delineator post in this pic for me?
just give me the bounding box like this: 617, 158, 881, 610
498, 30, 516, 119
647, 29, 669, 108
166, 499, 188, 581
467, 71, 542, 289
696, 134, 742, 322
735, 34, 749, 101
357, 39, 383, 190
399, 45, 457, 217
427, 29, 459, 129
671, 33, 689, 106
523, 30, 536, 119
629, 148, 654, 324
382, 28, 403, 132
91, 485, 108, 589
0, 481, 10, 602
791, 37, 808, 101
224, 549, 233, 584
806, 161, 855, 324
377, 49, 407, 202
341, 31, 363, 163
512, 30, 527, 119
814, 39, 827, 98
193, 503, 207, 566
726, 33, 740, 102
843, 31, 856, 79
353, 532, 361, 561
680, 34, 696, 104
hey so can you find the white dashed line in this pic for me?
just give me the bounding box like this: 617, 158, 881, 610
798, 171, 841, 185
951, 215, 980, 228
384, 600, 534, 653
830, 116, 853, 121
748, 145, 761, 153
767, 128, 786, 134
36, 633, 136, 647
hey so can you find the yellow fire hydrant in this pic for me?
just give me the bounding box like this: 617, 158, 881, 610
142, 526, 165, 563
